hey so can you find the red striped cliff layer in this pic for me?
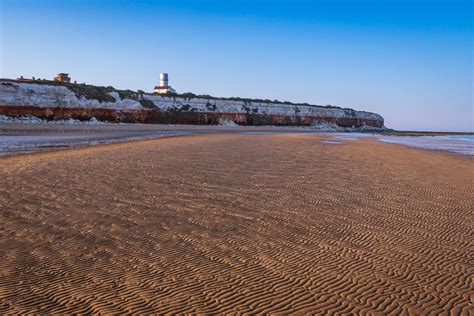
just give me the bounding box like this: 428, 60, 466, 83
0, 80, 385, 129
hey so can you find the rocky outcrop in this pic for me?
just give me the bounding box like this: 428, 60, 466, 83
0, 80, 385, 129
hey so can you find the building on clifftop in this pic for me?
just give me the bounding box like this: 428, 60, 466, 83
54, 73, 71, 83
154, 73, 176, 94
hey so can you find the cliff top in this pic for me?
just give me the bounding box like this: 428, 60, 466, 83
0, 78, 351, 111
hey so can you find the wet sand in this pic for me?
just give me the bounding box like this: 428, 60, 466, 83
0, 134, 472, 314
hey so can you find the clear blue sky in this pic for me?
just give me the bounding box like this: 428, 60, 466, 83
1, 0, 472, 131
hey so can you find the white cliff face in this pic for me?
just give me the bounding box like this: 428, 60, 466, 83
0, 81, 384, 125
143, 94, 383, 122
0, 82, 142, 109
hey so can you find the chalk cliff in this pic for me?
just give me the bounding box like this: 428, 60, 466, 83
0, 80, 385, 129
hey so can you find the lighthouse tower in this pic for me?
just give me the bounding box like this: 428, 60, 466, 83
159, 73, 169, 87
154, 73, 176, 94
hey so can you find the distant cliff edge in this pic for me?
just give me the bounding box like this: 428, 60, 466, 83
0, 79, 385, 130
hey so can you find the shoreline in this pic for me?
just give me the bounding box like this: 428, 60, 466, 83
0, 122, 375, 158
1, 122, 472, 157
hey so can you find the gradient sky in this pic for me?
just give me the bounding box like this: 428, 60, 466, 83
1, 0, 472, 131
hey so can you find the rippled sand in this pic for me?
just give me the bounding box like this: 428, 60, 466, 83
0, 134, 472, 314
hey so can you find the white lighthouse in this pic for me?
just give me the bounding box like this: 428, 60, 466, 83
160, 73, 169, 87
154, 73, 176, 94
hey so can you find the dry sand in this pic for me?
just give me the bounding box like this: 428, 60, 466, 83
0, 134, 472, 314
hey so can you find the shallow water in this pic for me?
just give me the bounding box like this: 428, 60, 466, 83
376, 135, 474, 156
310, 133, 474, 156
0, 131, 191, 156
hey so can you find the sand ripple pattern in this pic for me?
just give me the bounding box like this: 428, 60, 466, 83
0, 134, 473, 314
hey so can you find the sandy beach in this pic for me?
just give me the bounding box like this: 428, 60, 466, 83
0, 133, 472, 314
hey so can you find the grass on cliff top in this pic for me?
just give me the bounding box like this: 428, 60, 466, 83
1, 79, 116, 103
2, 78, 349, 111
1, 79, 156, 108
157, 91, 344, 110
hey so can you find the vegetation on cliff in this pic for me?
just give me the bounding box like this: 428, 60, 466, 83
1, 78, 346, 110
0, 79, 156, 109
155, 91, 345, 110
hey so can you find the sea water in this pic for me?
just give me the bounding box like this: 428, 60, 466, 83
376, 135, 474, 156
0, 131, 191, 156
